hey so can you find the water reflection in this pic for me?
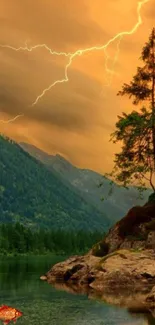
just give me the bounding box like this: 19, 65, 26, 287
49, 281, 155, 325
0, 256, 153, 325
128, 312, 155, 325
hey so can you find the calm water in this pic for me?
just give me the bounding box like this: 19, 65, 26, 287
0, 256, 151, 325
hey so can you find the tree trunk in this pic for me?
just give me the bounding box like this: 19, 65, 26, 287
151, 28, 155, 171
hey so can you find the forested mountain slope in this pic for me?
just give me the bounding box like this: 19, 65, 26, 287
20, 142, 152, 222
0, 135, 110, 231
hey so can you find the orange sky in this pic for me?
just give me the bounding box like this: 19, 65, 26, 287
0, 0, 154, 174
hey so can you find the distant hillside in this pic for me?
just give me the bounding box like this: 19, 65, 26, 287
20, 142, 152, 222
0, 135, 110, 231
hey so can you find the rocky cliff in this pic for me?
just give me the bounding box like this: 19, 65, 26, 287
91, 200, 155, 255
41, 198, 155, 312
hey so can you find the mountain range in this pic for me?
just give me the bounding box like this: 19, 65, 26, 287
0, 135, 110, 231
20, 142, 152, 223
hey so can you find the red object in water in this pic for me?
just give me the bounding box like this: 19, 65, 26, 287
0, 305, 23, 324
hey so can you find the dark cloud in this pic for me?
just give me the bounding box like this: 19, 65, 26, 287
0, 0, 153, 173
0, 0, 107, 50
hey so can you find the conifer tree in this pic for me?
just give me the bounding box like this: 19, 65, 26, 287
109, 28, 155, 192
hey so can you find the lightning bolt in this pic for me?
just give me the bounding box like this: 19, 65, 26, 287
31, 54, 75, 106
0, 42, 72, 57
32, 0, 151, 105
0, 0, 150, 109
101, 36, 122, 98
103, 35, 122, 87
0, 114, 23, 124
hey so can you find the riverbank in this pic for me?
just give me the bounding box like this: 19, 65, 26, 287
43, 200, 155, 312
0, 255, 145, 325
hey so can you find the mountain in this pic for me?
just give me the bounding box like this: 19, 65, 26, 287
20, 142, 152, 222
0, 135, 110, 231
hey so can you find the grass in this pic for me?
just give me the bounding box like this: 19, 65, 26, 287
95, 248, 142, 271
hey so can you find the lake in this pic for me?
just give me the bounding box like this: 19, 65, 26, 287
0, 255, 151, 325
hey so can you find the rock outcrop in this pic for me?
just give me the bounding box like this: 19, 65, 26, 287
46, 249, 155, 292
42, 200, 155, 310
91, 200, 155, 256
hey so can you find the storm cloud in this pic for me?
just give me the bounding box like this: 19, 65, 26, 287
0, 0, 153, 173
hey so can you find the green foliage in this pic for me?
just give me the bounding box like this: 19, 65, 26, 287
108, 28, 155, 193
92, 240, 109, 257
148, 192, 155, 202
117, 28, 155, 105
0, 222, 103, 255
21, 142, 152, 222
109, 107, 153, 189
0, 135, 110, 231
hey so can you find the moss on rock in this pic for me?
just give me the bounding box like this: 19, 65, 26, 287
92, 241, 109, 257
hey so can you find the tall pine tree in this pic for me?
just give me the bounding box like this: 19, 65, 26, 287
109, 28, 155, 193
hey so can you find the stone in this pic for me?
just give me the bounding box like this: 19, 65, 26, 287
42, 201, 155, 310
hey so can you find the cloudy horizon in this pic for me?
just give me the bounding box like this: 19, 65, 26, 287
0, 0, 154, 174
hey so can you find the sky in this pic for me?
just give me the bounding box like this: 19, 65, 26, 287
0, 0, 154, 174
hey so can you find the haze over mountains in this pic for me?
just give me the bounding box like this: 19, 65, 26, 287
0, 135, 110, 231
20, 142, 152, 223
0, 133, 152, 233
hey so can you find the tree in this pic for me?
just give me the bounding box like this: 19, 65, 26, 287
108, 28, 155, 193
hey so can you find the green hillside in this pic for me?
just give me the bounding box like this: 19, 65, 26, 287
20, 142, 152, 222
0, 135, 110, 231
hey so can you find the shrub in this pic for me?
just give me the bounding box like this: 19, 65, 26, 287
148, 192, 155, 203
92, 241, 109, 257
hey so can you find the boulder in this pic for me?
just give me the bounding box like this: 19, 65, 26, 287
41, 201, 155, 309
